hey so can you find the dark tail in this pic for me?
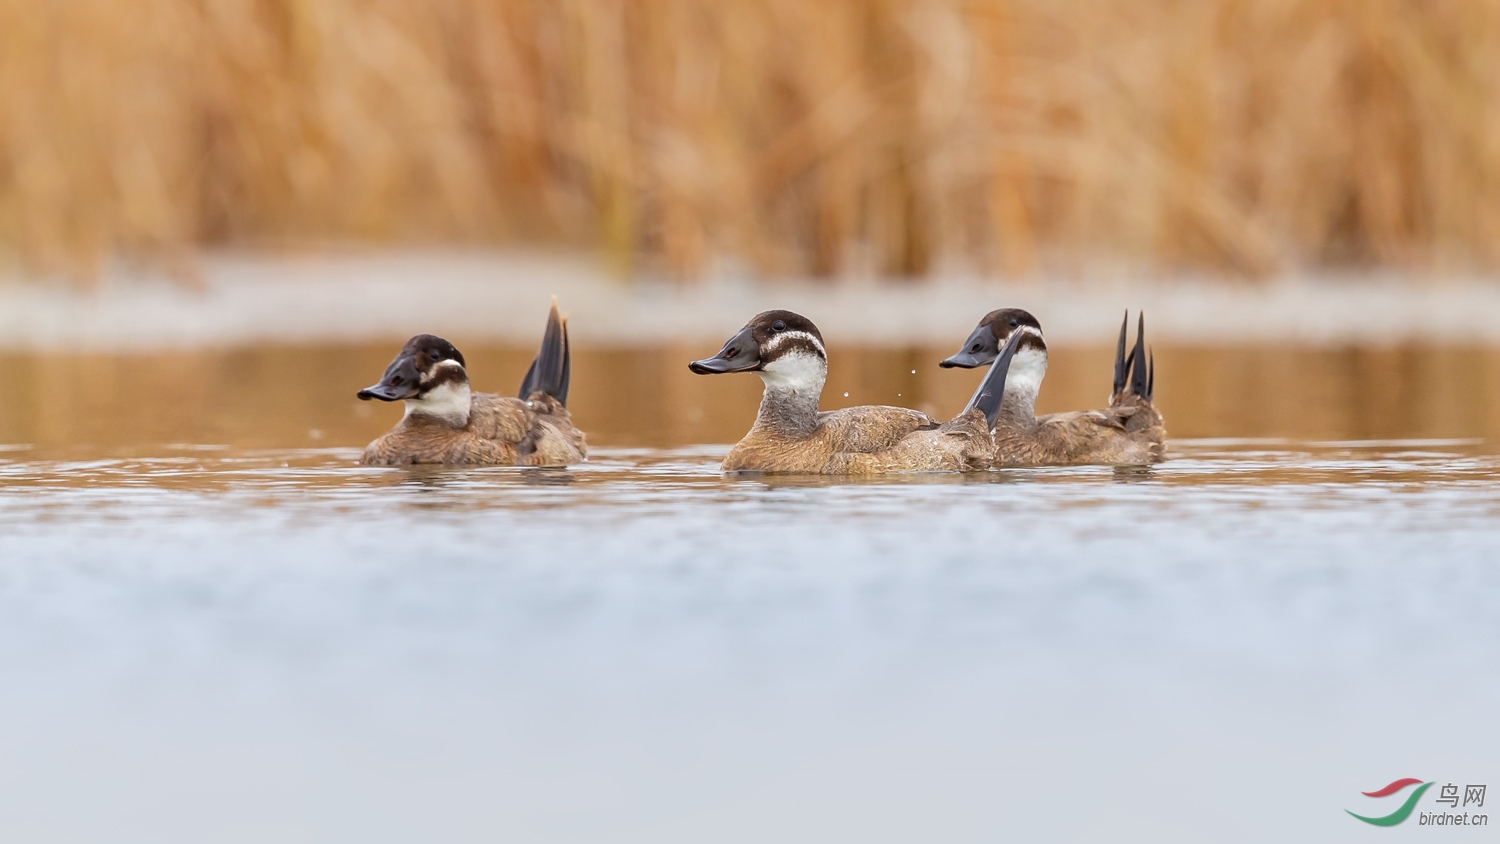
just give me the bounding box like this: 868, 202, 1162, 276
964, 328, 1026, 429
1128, 311, 1150, 402
1112, 309, 1129, 397
1112, 310, 1154, 403
518, 297, 571, 405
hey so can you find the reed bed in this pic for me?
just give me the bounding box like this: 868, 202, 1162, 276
2, 0, 1498, 282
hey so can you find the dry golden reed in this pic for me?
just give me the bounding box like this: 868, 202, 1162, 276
2, 0, 1498, 281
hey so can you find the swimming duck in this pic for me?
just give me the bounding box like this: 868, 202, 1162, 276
356, 299, 587, 467
939, 309, 1166, 465
689, 310, 1012, 474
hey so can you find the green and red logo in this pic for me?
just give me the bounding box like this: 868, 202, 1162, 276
1347, 778, 1433, 826
1348, 779, 1488, 827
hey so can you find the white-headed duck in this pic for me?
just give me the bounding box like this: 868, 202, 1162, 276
357, 299, 587, 466
689, 310, 1011, 473
940, 309, 1165, 465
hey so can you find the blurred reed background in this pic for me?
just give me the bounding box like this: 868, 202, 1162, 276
2, 0, 1498, 283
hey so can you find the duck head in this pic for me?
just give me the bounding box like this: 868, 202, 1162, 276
358, 334, 473, 427
941, 308, 1049, 422
689, 310, 828, 394
939, 308, 1043, 369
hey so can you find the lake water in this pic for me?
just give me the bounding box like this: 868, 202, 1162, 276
1, 344, 1497, 842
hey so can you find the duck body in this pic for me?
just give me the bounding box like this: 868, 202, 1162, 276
992, 406, 1163, 466
692, 310, 994, 474
356, 300, 587, 467
721, 404, 993, 474
361, 392, 585, 467
941, 308, 1166, 466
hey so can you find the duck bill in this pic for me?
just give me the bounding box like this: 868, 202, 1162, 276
357, 353, 422, 401
689, 326, 761, 374
939, 325, 999, 369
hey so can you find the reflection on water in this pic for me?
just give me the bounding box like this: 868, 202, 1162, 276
3, 343, 1500, 450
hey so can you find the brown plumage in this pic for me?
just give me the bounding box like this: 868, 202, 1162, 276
940, 308, 1166, 466
356, 300, 587, 467
690, 310, 994, 474
360, 392, 586, 466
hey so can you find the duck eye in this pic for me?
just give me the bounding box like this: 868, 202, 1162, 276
772, 320, 786, 332
1009, 318, 1018, 327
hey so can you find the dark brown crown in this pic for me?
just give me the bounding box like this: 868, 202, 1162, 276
400, 334, 467, 372
979, 308, 1043, 340
746, 310, 827, 363
746, 310, 824, 347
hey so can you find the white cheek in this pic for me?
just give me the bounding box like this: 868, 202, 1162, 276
1005, 349, 1047, 398
405, 380, 472, 425
756, 352, 826, 393
760, 330, 826, 359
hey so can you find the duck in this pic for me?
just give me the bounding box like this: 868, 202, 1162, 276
688, 310, 1015, 474
356, 299, 587, 467
939, 309, 1166, 465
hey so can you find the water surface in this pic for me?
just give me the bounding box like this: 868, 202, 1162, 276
1, 345, 1498, 842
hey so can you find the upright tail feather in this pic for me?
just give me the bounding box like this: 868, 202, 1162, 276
1112, 310, 1130, 398
518, 297, 571, 405
965, 328, 1027, 430
1128, 311, 1149, 401
1146, 348, 1155, 403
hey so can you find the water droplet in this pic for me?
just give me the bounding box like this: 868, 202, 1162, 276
843, 392, 849, 398
911, 370, 916, 374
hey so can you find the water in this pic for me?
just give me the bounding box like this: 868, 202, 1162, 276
1, 345, 1498, 842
